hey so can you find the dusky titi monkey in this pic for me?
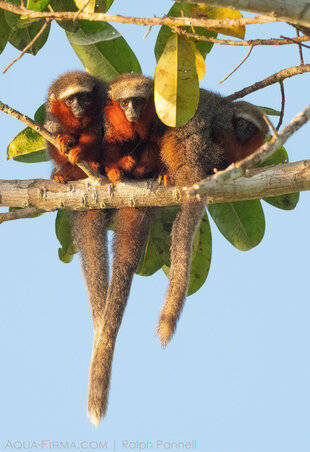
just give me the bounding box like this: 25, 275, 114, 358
87, 73, 166, 426
157, 90, 268, 347
44, 71, 114, 410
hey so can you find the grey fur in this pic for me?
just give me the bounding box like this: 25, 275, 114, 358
157, 90, 268, 346
87, 207, 156, 426
108, 73, 153, 101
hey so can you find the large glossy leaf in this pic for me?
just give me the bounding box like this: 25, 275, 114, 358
0, 10, 10, 54
55, 210, 76, 263
208, 200, 265, 251
8, 20, 51, 54
151, 207, 180, 266
154, 2, 216, 61
193, 5, 245, 39
136, 234, 163, 276
155, 34, 200, 127
259, 145, 299, 210
74, 0, 95, 13
8, 127, 48, 162
51, 0, 78, 31
95, 0, 114, 12
7, 104, 48, 163
27, 0, 51, 11
187, 212, 212, 295
162, 212, 212, 296
66, 21, 141, 80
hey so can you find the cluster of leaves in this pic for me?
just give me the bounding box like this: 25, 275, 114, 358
4, 1, 300, 295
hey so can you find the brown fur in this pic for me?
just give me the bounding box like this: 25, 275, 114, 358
157, 90, 268, 347
87, 74, 164, 426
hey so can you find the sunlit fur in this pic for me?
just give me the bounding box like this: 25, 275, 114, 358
87, 74, 165, 427
157, 90, 269, 347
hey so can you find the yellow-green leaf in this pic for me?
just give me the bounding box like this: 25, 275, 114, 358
73, 0, 95, 13
193, 5, 245, 39
154, 34, 199, 127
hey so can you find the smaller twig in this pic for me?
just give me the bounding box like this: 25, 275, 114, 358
276, 81, 285, 131
143, 26, 152, 39
263, 114, 277, 137
0, 207, 45, 224
219, 45, 253, 84
227, 64, 310, 101
73, 0, 92, 21
172, 27, 310, 47
296, 29, 305, 64
3, 21, 49, 74
279, 35, 310, 50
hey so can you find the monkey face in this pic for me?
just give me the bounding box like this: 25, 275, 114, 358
119, 97, 145, 122
64, 92, 93, 119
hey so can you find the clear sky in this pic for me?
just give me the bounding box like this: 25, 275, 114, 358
0, 1, 310, 451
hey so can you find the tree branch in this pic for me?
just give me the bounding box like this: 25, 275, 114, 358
226, 64, 310, 101
0, 161, 309, 212
174, 0, 310, 28
0, 1, 279, 27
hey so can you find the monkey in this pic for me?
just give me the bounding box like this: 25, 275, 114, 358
157, 90, 269, 347
45, 71, 107, 182
44, 71, 116, 416
86, 73, 166, 426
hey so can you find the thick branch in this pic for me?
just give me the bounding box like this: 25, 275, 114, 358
175, 0, 310, 28
227, 64, 310, 101
0, 161, 309, 211
0, 1, 279, 27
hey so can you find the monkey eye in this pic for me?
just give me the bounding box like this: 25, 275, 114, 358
120, 99, 129, 108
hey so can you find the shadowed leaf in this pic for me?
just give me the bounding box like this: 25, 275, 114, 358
55, 210, 77, 263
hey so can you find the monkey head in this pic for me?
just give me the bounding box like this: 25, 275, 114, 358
108, 74, 153, 122
46, 71, 104, 128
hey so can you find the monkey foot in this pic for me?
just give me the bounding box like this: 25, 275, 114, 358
52, 172, 68, 183
67, 146, 82, 165
158, 173, 174, 187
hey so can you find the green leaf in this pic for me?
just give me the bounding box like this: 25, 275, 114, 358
208, 200, 265, 251
27, 0, 51, 11
51, 0, 78, 31
55, 210, 77, 263
8, 20, 51, 55
7, 126, 48, 161
187, 213, 212, 296
34, 104, 46, 124
151, 207, 180, 266
0, 10, 10, 54
154, 34, 200, 127
258, 144, 300, 210
136, 234, 163, 276
263, 192, 300, 210
66, 21, 141, 80
257, 106, 281, 116
193, 5, 245, 39
95, 0, 114, 12
154, 2, 216, 61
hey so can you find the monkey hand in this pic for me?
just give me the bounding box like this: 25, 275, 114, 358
66, 146, 83, 165
56, 134, 76, 156
106, 167, 123, 183
52, 171, 69, 183
118, 155, 136, 171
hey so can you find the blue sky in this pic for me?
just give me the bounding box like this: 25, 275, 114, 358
0, 1, 310, 451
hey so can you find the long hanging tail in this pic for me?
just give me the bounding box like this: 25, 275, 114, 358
156, 201, 205, 347
71, 210, 112, 333
87, 207, 155, 426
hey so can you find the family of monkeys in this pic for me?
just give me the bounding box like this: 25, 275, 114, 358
44, 71, 268, 426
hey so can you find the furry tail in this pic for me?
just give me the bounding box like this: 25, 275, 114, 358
156, 201, 205, 347
71, 210, 112, 332
87, 207, 154, 426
